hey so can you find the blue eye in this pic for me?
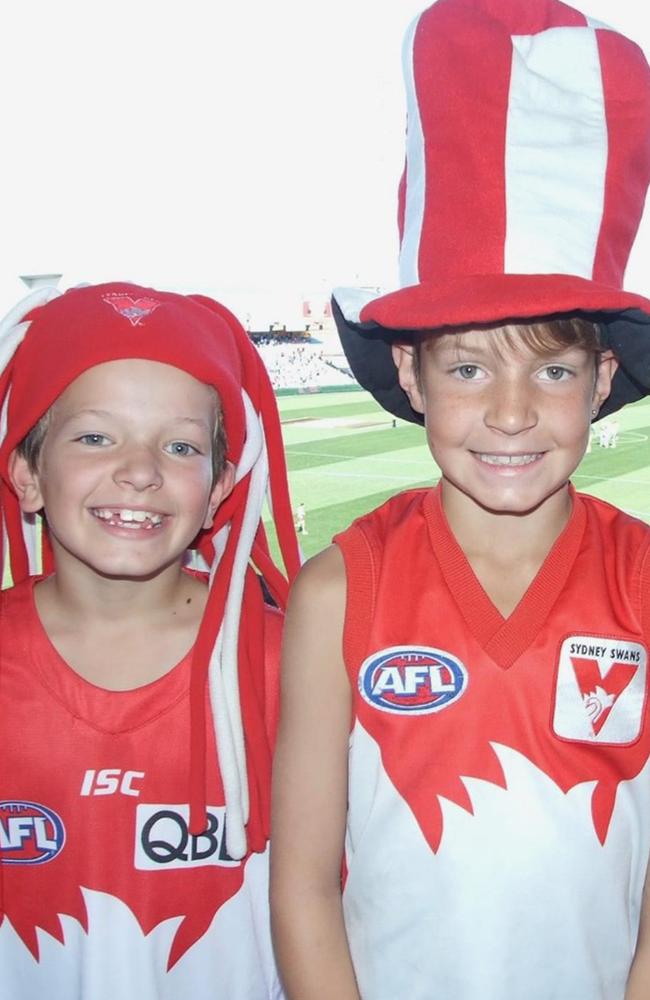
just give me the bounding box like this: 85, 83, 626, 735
541, 366, 570, 381
453, 364, 481, 380
165, 441, 200, 457
77, 433, 110, 446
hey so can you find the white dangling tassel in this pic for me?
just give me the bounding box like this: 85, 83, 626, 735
207, 626, 247, 858
210, 523, 230, 580
0, 287, 63, 452
222, 428, 268, 809
0, 288, 62, 581
207, 391, 268, 860
21, 513, 41, 577
0, 287, 61, 376
0, 387, 11, 452
1, 509, 9, 589
234, 391, 264, 484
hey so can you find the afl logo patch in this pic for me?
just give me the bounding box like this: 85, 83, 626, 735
0, 801, 66, 864
359, 646, 468, 715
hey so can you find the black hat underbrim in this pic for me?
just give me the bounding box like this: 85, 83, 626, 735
333, 297, 650, 423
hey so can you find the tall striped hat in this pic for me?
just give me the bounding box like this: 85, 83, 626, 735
333, 0, 650, 422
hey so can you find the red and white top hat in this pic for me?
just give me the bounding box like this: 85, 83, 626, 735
333, 0, 650, 420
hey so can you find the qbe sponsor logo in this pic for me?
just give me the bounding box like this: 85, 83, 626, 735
359, 646, 468, 715
0, 801, 65, 864
553, 635, 647, 743
134, 804, 238, 870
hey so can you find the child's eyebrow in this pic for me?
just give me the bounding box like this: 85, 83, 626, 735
166, 417, 213, 432
60, 408, 114, 422
60, 410, 212, 431
434, 340, 492, 357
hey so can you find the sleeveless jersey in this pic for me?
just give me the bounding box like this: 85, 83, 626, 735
0, 578, 284, 1000
335, 486, 650, 1000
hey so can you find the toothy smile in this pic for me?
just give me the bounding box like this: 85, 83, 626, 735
91, 508, 164, 528
474, 453, 543, 466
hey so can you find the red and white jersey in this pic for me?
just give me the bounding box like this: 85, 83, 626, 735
0, 578, 284, 1000
335, 486, 650, 1000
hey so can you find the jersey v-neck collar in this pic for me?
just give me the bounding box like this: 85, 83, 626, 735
424, 483, 587, 669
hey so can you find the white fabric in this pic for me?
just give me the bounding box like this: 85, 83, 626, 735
208, 391, 268, 860
398, 11, 426, 288
345, 724, 646, 1000
0, 851, 282, 1000
505, 28, 608, 277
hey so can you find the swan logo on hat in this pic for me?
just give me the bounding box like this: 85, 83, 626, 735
102, 293, 161, 326
359, 646, 468, 715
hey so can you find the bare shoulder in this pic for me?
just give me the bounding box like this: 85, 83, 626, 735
282, 545, 347, 688
286, 544, 346, 616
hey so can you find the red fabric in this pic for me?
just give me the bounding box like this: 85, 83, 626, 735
410, 2, 512, 281
361, 271, 650, 331
0, 577, 282, 971
362, 0, 650, 330
593, 29, 650, 288
0, 286, 247, 485
335, 485, 650, 853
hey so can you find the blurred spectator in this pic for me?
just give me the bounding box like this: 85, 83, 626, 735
255, 341, 355, 389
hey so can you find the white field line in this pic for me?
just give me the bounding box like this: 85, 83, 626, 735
292, 467, 432, 483
289, 448, 433, 466
573, 474, 650, 486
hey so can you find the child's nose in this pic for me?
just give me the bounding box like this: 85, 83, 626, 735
484, 379, 538, 434
113, 444, 163, 491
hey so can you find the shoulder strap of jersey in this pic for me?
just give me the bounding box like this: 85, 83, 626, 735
639, 532, 650, 643
334, 520, 382, 670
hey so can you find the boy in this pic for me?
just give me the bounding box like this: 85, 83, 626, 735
271, 2, 650, 998
0, 282, 300, 999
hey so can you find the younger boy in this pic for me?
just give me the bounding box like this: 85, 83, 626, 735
271, 2, 650, 998
0, 282, 300, 999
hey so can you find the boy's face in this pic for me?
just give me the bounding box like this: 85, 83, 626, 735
392, 326, 617, 519
10, 359, 232, 583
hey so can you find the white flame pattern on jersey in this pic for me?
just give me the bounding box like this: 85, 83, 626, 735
0, 849, 282, 1000
344, 722, 649, 1000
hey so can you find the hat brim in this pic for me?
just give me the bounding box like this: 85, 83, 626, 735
333, 275, 650, 423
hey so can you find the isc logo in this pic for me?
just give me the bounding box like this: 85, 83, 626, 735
80, 769, 145, 797
359, 646, 468, 715
0, 801, 66, 864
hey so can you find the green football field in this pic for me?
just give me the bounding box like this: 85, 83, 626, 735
267, 389, 650, 563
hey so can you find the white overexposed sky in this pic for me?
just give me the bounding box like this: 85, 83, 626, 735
1, 0, 649, 325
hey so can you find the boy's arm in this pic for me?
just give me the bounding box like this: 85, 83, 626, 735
271, 544, 360, 1000
626, 860, 650, 997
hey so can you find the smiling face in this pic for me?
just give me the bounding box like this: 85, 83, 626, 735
392, 323, 617, 525
10, 359, 233, 584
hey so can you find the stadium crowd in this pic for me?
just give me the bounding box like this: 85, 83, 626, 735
255, 338, 355, 389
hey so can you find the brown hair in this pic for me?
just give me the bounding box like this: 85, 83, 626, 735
412, 315, 603, 381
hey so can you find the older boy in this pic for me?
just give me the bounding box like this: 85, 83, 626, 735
271, 2, 650, 998
0, 282, 299, 999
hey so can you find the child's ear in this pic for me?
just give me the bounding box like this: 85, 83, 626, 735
593, 350, 619, 412
203, 460, 236, 530
391, 342, 425, 415
8, 451, 44, 514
